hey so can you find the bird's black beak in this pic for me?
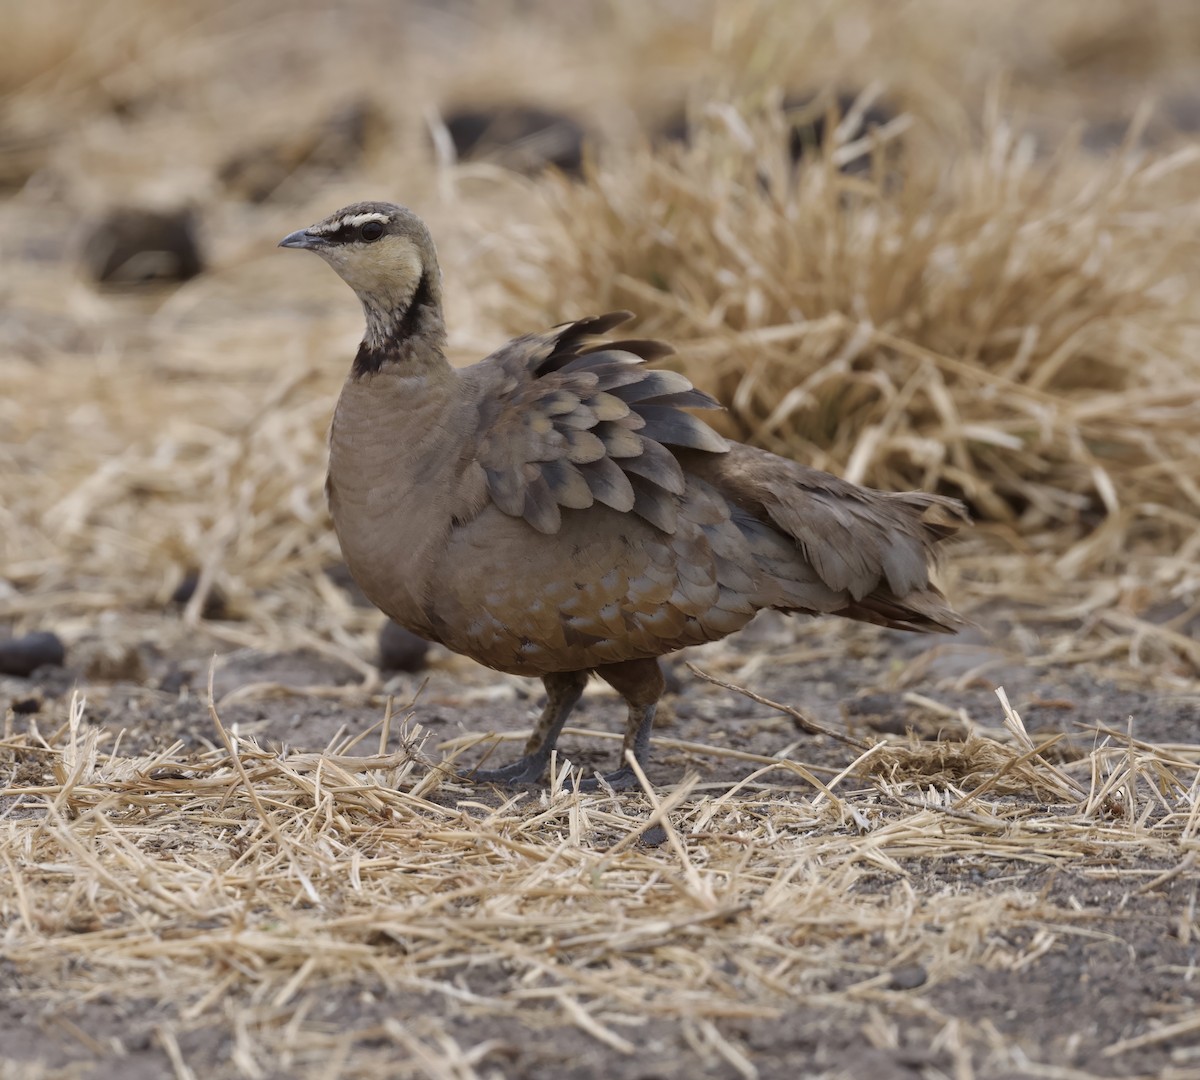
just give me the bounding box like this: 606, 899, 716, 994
278, 229, 325, 251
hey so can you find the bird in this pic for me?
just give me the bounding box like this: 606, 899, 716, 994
280, 201, 967, 790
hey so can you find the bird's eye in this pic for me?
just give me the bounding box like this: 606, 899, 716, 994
360, 221, 384, 242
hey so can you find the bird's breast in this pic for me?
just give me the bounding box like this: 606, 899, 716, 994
326, 374, 461, 637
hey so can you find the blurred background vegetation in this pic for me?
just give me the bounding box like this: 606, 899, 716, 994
2, 0, 1199, 678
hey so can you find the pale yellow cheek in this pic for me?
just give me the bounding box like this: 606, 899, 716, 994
320, 238, 423, 299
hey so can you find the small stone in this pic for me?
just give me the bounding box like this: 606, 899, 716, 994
378, 620, 429, 673
639, 824, 669, 848
889, 964, 928, 990
864, 713, 910, 736
0, 632, 66, 677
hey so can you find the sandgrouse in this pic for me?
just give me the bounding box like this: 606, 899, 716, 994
280, 201, 966, 789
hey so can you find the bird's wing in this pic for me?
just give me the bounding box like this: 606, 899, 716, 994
470, 312, 729, 535
683, 443, 969, 632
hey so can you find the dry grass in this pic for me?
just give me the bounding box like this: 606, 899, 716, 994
3, 687, 1198, 1076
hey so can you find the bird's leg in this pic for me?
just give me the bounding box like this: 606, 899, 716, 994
473, 670, 588, 784
579, 658, 665, 791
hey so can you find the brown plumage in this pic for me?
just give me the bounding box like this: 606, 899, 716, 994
280, 201, 967, 788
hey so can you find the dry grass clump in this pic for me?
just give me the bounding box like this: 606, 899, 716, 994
491, 99, 1200, 660
2, 688, 1197, 1074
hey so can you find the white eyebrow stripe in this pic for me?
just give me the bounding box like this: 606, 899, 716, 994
312, 211, 390, 235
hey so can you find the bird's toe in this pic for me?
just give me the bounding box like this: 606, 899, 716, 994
471, 755, 548, 786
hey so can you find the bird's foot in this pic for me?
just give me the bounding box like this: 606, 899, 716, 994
471, 754, 548, 786
474, 754, 649, 792
577, 765, 641, 792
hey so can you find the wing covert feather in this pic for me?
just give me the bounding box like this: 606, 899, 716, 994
473, 314, 728, 534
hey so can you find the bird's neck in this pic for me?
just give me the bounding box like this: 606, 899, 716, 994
353, 269, 448, 379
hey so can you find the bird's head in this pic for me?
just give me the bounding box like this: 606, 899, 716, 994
279, 201, 443, 356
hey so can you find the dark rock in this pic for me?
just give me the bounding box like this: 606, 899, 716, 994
81, 206, 203, 285
844, 693, 909, 735
438, 104, 586, 177
170, 570, 226, 619
219, 99, 387, 202
639, 824, 669, 848
378, 620, 430, 673
863, 713, 910, 736
0, 631, 66, 677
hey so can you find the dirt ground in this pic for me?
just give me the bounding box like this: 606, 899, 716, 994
3, 609, 1199, 1080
